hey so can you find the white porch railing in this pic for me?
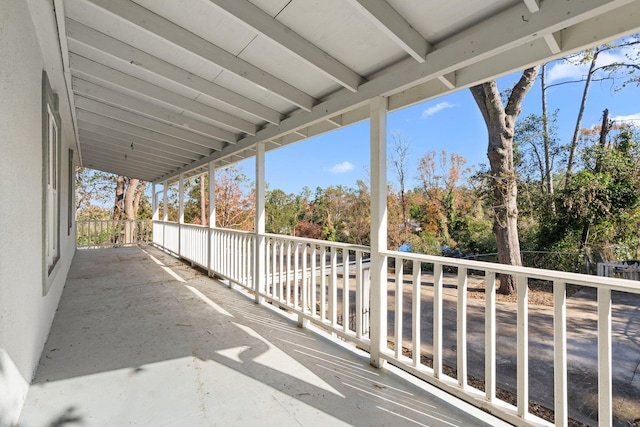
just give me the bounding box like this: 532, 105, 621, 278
151, 220, 639, 427
598, 261, 640, 281
77, 219, 152, 248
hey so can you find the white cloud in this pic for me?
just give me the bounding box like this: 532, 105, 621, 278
611, 113, 640, 123
324, 161, 354, 174
421, 102, 454, 119
546, 44, 640, 84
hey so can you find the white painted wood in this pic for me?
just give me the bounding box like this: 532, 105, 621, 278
178, 173, 185, 226
80, 141, 180, 169
88, 0, 316, 111
457, 267, 468, 388
346, 0, 429, 62
73, 78, 246, 141
485, 272, 496, 402
255, 142, 265, 304
69, 54, 255, 135
523, 0, 540, 13
394, 258, 403, 359
162, 181, 168, 222
320, 246, 327, 322
554, 281, 568, 427
369, 96, 387, 368
517, 275, 529, 418
433, 262, 443, 378
330, 248, 338, 326
77, 110, 213, 156
66, 19, 281, 125
209, 0, 363, 92
355, 250, 363, 339
78, 126, 198, 163
544, 32, 562, 54
412, 260, 421, 367
597, 288, 613, 427
208, 161, 216, 275
75, 96, 233, 146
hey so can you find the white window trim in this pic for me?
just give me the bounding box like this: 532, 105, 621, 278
42, 71, 62, 295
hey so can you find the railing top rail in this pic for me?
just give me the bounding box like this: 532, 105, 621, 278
383, 249, 640, 294
262, 232, 370, 252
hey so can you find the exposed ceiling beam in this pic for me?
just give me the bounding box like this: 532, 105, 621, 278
80, 132, 187, 168
544, 32, 562, 54
69, 54, 255, 135
157, 0, 640, 182
75, 96, 234, 147
88, 0, 317, 111
73, 78, 241, 141
81, 152, 165, 178
66, 18, 281, 124
82, 141, 180, 170
523, 0, 540, 13
77, 110, 214, 157
208, 0, 364, 92
78, 126, 198, 164
346, 0, 430, 63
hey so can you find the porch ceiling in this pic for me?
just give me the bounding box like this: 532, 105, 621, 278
56, 0, 640, 183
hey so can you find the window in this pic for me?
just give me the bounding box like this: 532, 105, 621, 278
42, 71, 61, 290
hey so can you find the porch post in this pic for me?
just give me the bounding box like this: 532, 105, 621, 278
152, 183, 158, 221
369, 96, 388, 368
208, 161, 216, 276
162, 181, 168, 222
179, 173, 184, 256
255, 142, 266, 304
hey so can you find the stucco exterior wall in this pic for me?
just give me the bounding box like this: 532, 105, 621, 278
0, 1, 77, 425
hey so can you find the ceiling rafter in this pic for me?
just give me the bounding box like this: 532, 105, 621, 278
87, 0, 317, 111
69, 54, 255, 135
346, 0, 430, 63
79, 126, 198, 164
158, 0, 640, 182
66, 18, 281, 125
82, 142, 180, 170
75, 96, 233, 147
80, 133, 186, 168
208, 0, 364, 92
72, 78, 241, 142
77, 110, 215, 156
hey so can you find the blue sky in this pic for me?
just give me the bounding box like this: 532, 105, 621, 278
234, 46, 640, 195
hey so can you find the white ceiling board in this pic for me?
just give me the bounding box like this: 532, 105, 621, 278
212, 71, 296, 113
247, 0, 291, 18
238, 36, 341, 98
132, 0, 257, 56
277, 0, 408, 76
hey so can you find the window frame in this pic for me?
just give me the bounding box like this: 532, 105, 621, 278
42, 71, 62, 294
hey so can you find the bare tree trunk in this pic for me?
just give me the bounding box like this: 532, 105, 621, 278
113, 176, 126, 243
541, 65, 556, 211
123, 178, 139, 245
565, 51, 599, 187
470, 66, 539, 294
200, 173, 207, 226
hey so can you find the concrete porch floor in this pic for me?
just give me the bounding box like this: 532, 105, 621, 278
19, 246, 507, 427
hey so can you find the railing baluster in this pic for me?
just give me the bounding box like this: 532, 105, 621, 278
485, 271, 496, 402
457, 267, 468, 388
320, 245, 327, 322
355, 250, 363, 339
554, 280, 568, 427
517, 274, 529, 418
395, 257, 404, 359
412, 260, 421, 367
598, 287, 613, 427
302, 244, 308, 314
294, 243, 300, 308
311, 245, 317, 318
343, 250, 350, 333
433, 262, 443, 378
330, 248, 338, 326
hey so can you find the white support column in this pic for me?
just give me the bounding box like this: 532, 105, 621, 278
369, 96, 388, 368
152, 183, 158, 221
178, 173, 184, 257
255, 142, 266, 304
162, 181, 168, 222
208, 161, 216, 276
